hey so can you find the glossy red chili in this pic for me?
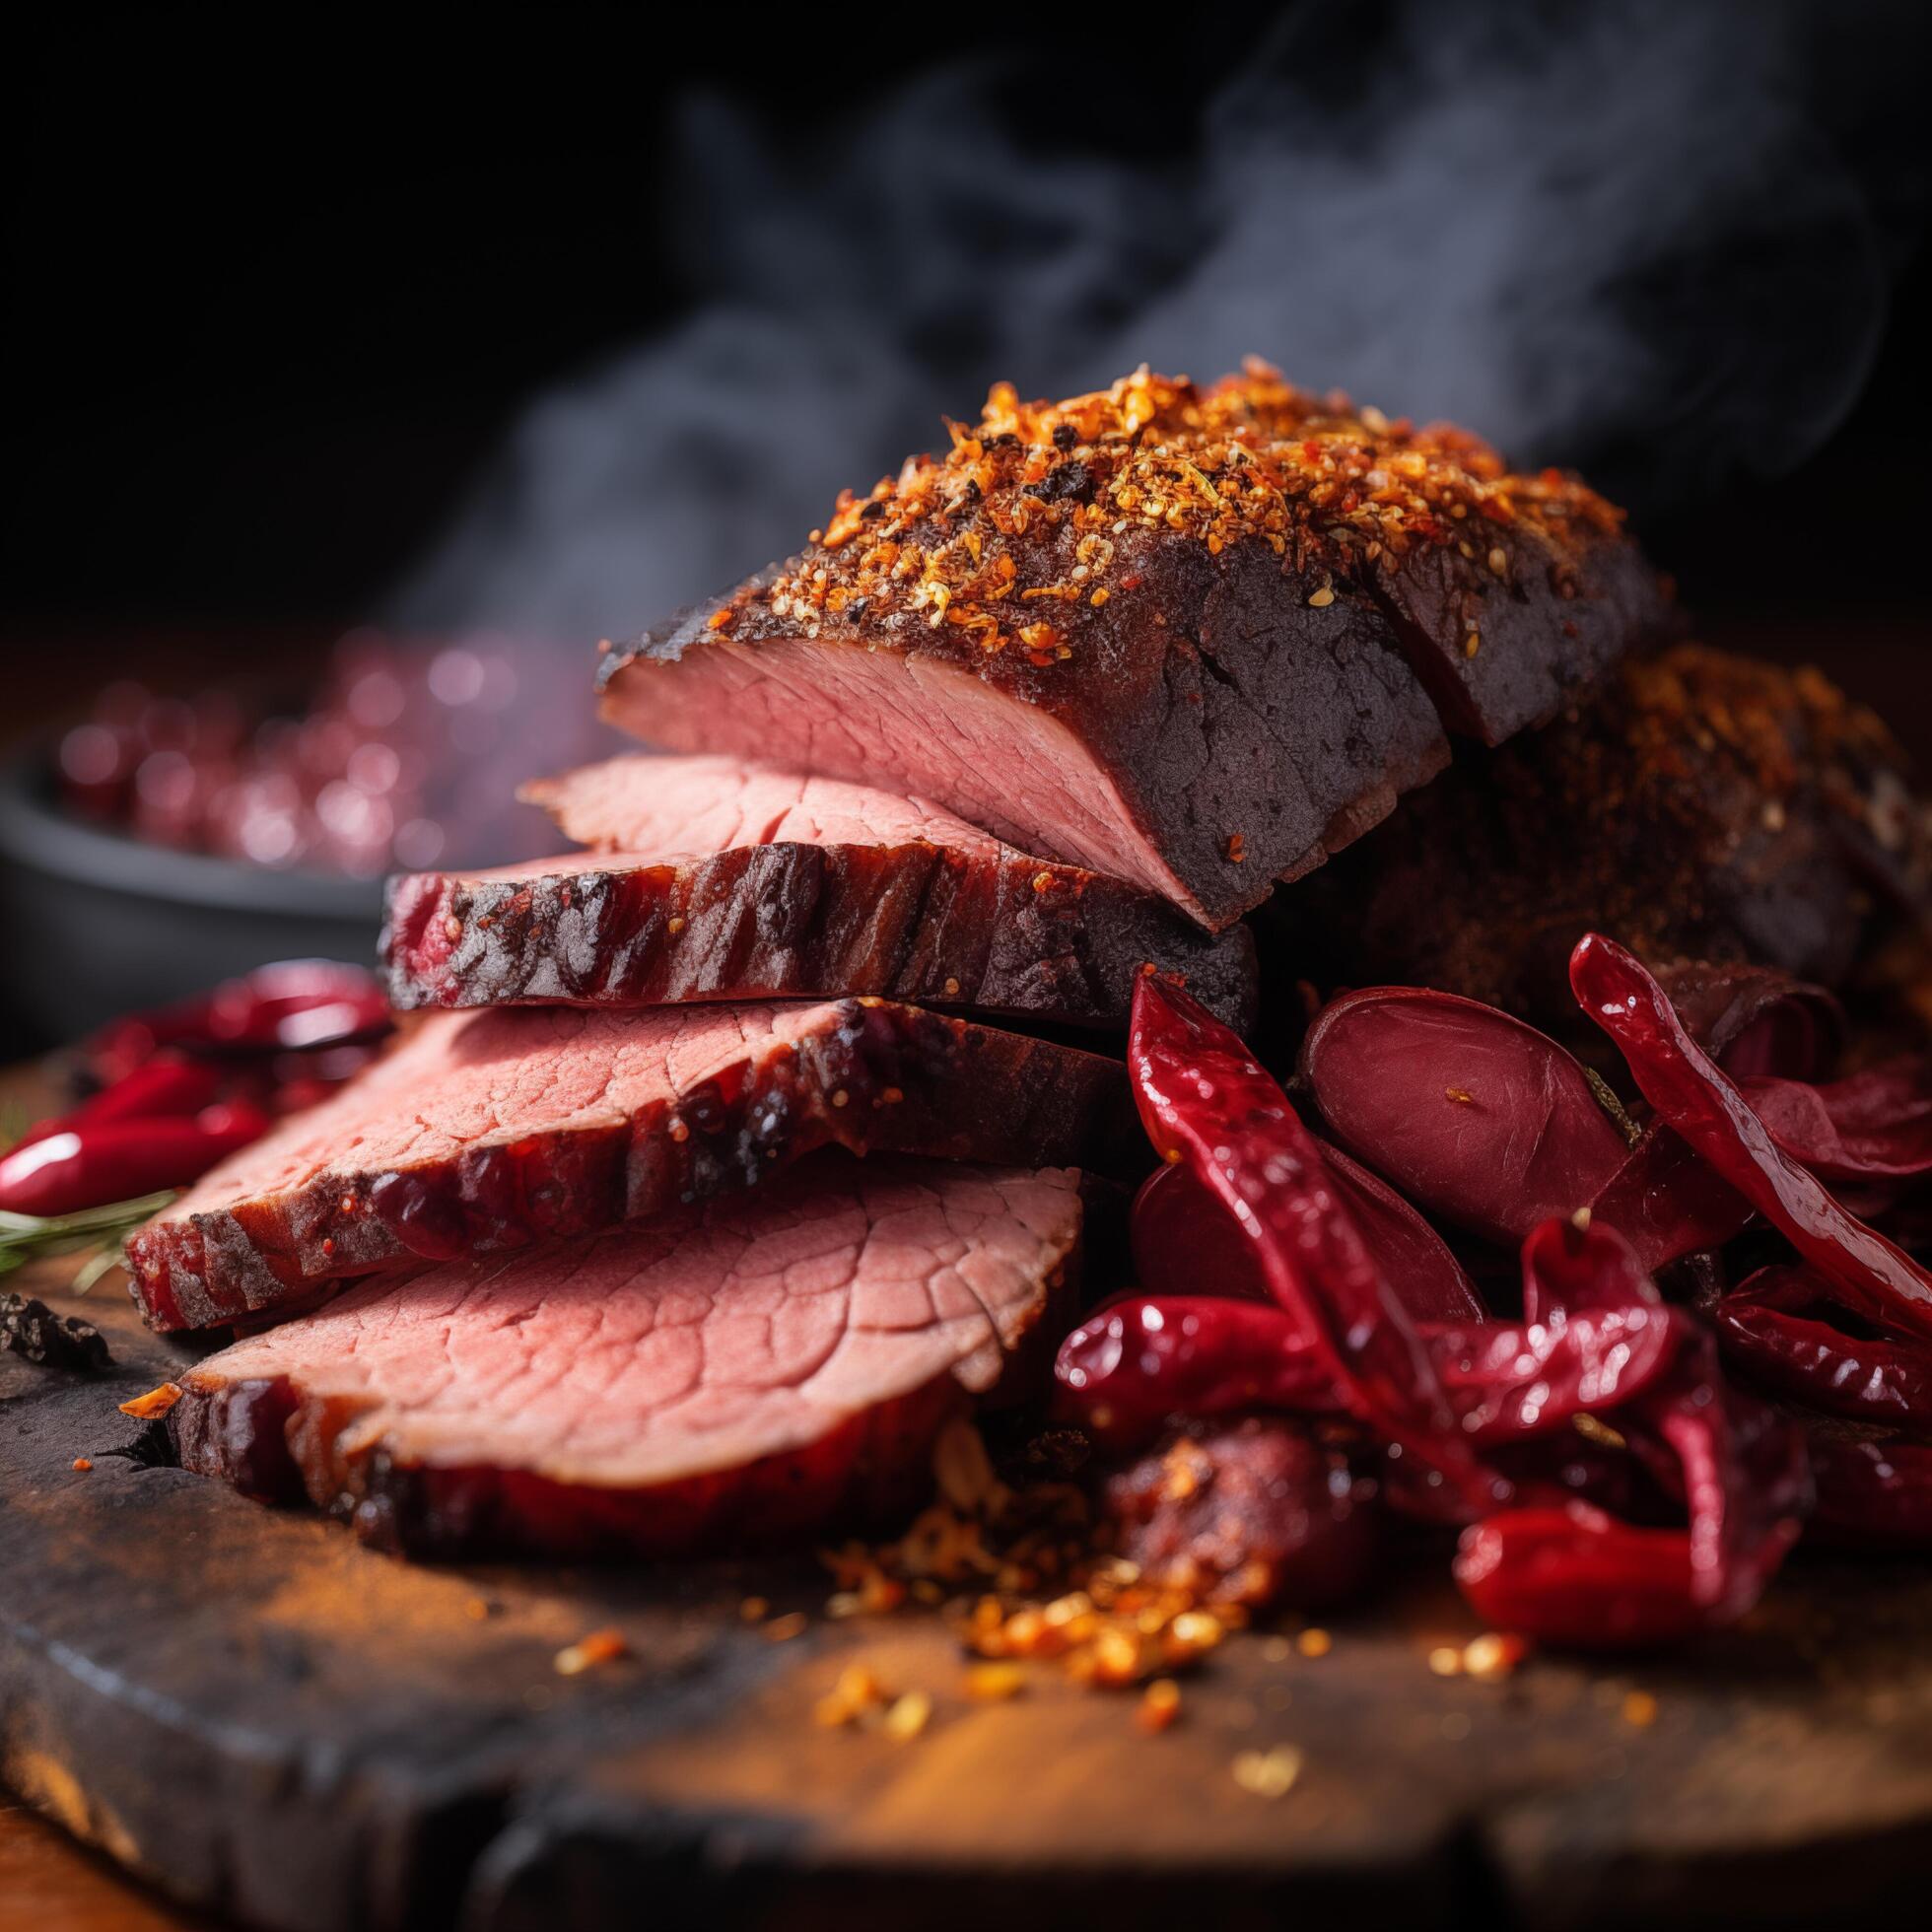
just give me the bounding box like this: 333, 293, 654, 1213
1054, 1287, 1676, 1456
0, 1102, 270, 1218
11, 1054, 225, 1152
1739, 1061, 1932, 1182
1713, 1266, 1932, 1431
1650, 960, 1843, 1081
1453, 1506, 1707, 1647
1572, 932, 1932, 1341
1131, 1150, 1485, 1323
1804, 1427, 1932, 1551
1299, 985, 1628, 1246
85, 960, 389, 1082
1129, 976, 1492, 1505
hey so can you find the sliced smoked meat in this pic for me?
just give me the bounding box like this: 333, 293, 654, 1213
381, 754, 1256, 1030
124, 999, 1132, 1333
596, 366, 1669, 932
170, 1155, 1081, 1558
1285, 645, 1932, 1034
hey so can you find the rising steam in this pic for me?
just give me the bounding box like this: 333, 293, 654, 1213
394, 0, 1906, 644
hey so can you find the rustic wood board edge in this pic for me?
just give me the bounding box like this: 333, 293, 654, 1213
5, 1276, 1932, 1932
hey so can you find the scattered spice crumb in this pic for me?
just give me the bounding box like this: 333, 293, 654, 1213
71, 1457, 93, 1472
1461, 1633, 1525, 1682
764, 1611, 809, 1642
118, 1382, 183, 1420
553, 1628, 629, 1676
1622, 1690, 1659, 1728
1231, 1745, 1303, 1798
943, 977, 961, 996
1307, 586, 1336, 608
1573, 1413, 1628, 1451
882, 1690, 932, 1742
1444, 1086, 1476, 1105
1225, 832, 1246, 863
1296, 1628, 1332, 1658
814, 1662, 889, 1728
1138, 1678, 1182, 1733
965, 1662, 1028, 1702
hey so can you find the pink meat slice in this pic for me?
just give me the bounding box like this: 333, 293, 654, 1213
170, 1154, 1083, 1557
124, 998, 1130, 1333
381, 753, 1258, 1031
520, 751, 1007, 857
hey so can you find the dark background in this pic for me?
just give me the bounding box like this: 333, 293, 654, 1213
3, 2, 1931, 1059
7, 4, 1931, 641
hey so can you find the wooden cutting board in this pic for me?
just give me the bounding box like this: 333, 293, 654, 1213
5, 1254, 1932, 1932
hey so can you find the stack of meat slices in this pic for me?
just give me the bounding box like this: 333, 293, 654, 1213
138, 363, 1682, 1559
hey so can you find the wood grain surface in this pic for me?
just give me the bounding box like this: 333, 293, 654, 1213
4, 1203, 1932, 1932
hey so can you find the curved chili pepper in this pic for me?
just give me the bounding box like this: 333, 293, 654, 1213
1571, 932, 1932, 1341
1132, 1151, 1485, 1323
1299, 986, 1628, 1246
1453, 1506, 1707, 1647
1054, 1289, 1677, 1455
0, 1102, 270, 1218
84, 960, 389, 1083
1712, 1266, 1932, 1431
12, 1054, 225, 1152
1650, 960, 1843, 1081
1055, 1295, 1337, 1450
1804, 1427, 1932, 1551
1738, 1062, 1932, 1182
1129, 976, 1494, 1506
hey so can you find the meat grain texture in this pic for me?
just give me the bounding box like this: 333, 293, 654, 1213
125, 999, 1132, 1332
381, 753, 1256, 1030
598, 366, 1671, 931
172, 1155, 1083, 1557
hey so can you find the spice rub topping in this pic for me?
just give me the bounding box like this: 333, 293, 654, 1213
708, 361, 1631, 668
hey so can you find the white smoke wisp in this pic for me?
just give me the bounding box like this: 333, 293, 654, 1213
393, 1, 1898, 646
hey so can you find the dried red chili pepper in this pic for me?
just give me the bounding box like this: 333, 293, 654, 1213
1055, 1294, 1335, 1450
1129, 976, 1493, 1505
1453, 1505, 1707, 1647
1712, 1265, 1932, 1432
1649, 960, 1843, 1081
11, 1054, 225, 1153
1571, 932, 1932, 1341
84, 960, 389, 1083
1054, 1287, 1675, 1455
1299, 986, 1628, 1246
1131, 1149, 1484, 1323
1738, 1060, 1932, 1182
0, 1101, 270, 1218
1804, 1425, 1932, 1551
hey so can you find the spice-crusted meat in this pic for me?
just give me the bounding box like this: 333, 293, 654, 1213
381, 753, 1256, 1031
124, 999, 1133, 1333
170, 1155, 1081, 1559
1288, 645, 1932, 1029
597, 364, 1671, 932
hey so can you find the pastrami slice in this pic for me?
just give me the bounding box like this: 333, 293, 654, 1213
171, 1155, 1083, 1558
124, 999, 1133, 1333
380, 833, 1257, 1033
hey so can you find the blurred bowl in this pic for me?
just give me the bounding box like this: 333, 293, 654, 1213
0, 740, 381, 1041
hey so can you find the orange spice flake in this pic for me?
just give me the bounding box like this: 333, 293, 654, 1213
733, 362, 1626, 661
553, 1627, 629, 1676
71, 1457, 93, 1472
118, 1382, 183, 1420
